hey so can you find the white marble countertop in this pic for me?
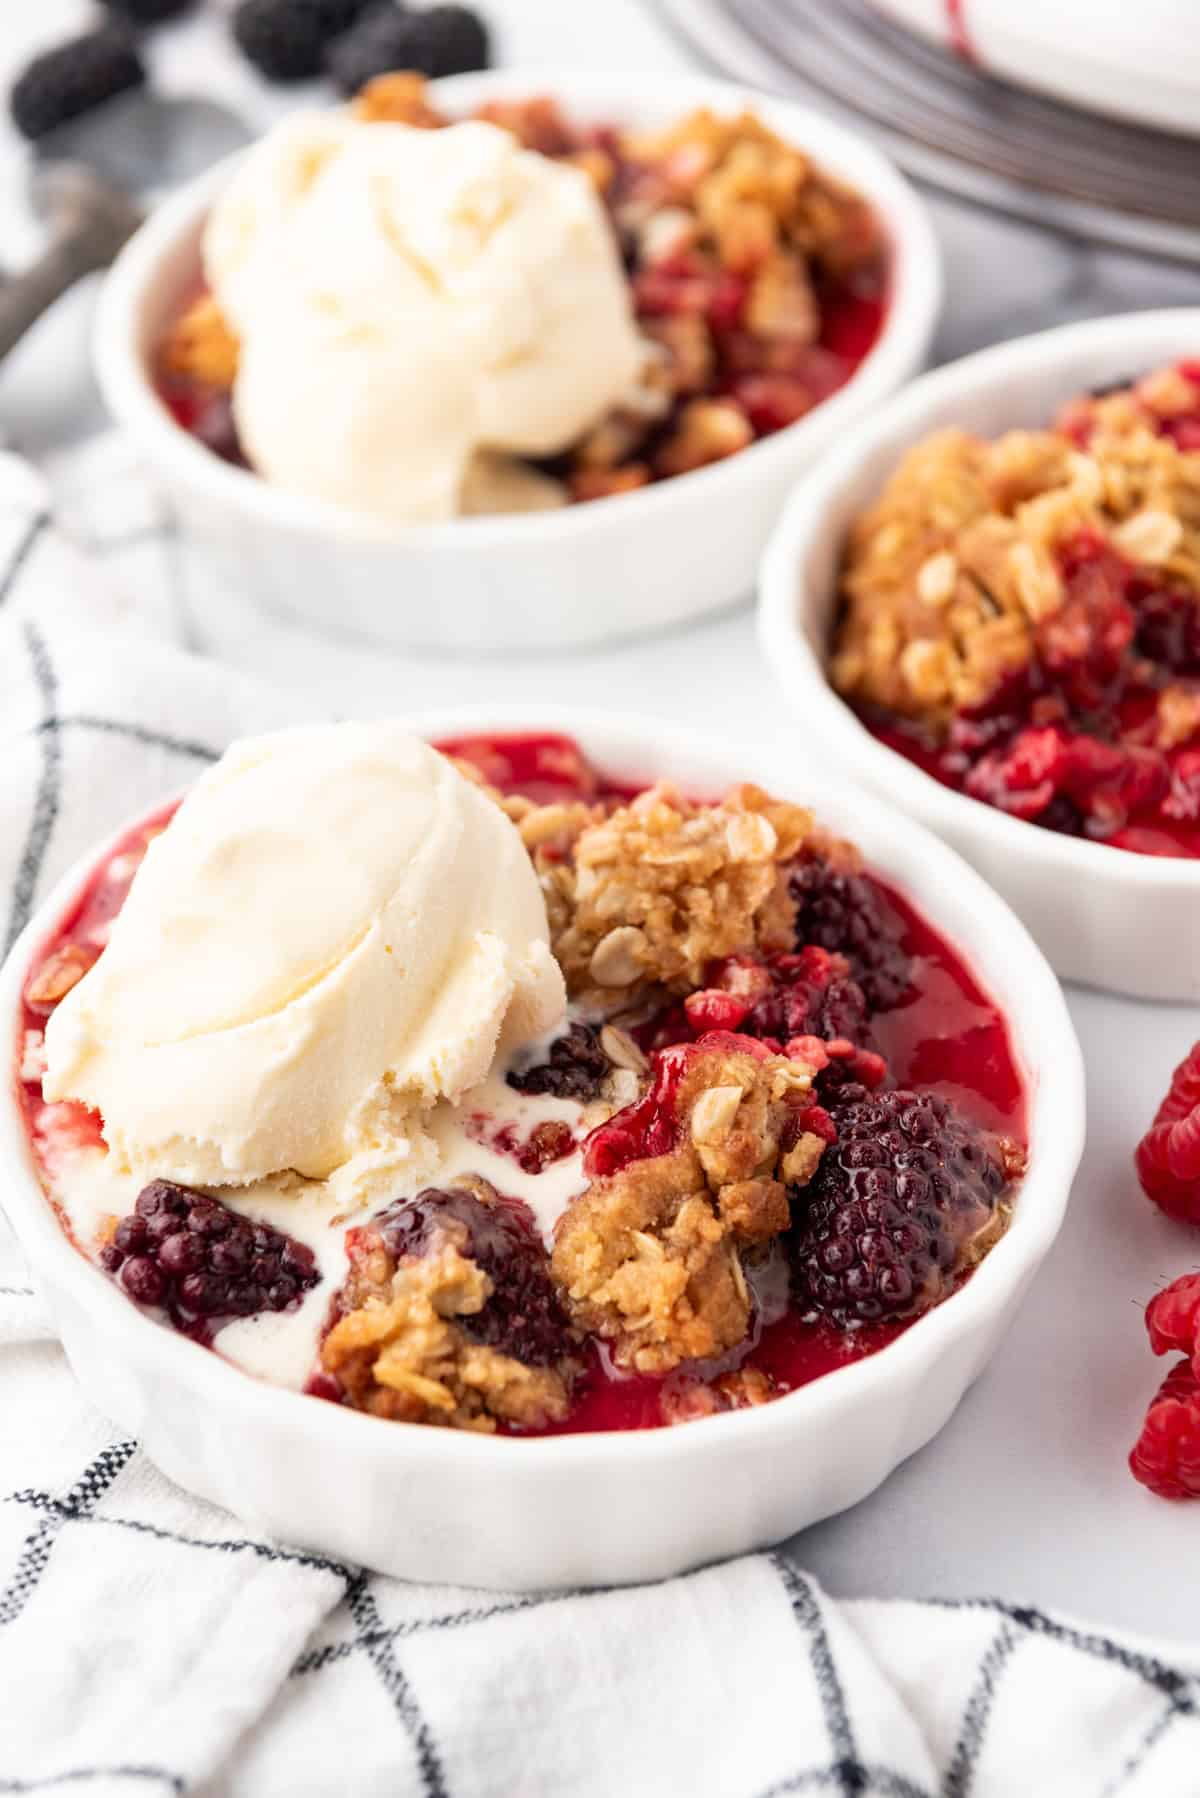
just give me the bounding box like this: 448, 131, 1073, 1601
2, 0, 1200, 1646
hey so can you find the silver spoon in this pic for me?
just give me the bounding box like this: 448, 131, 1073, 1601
0, 88, 251, 362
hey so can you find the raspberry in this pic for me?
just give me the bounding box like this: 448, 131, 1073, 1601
328, 3, 490, 95
506, 1023, 610, 1103
1136, 1043, 1200, 1224
789, 1085, 1015, 1325
232, 0, 372, 82
1146, 1273, 1200, 1362
1130, 1359, 1200, 1499
10, 25, 145, 141
100, 1180, 318, 1341
352, 1185, 570, 1365
790, 859, 914, 1014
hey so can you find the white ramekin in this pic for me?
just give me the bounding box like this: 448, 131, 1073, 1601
93, 70, 941, 655
0, 708, 1082, 1590
760, 308, 1200, 1005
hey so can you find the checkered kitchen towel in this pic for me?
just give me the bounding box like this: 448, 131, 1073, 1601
2, 459, 1200, 1798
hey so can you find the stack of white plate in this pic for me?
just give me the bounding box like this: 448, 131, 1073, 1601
872, 0, 1200, 137
657, 0, 1200, 261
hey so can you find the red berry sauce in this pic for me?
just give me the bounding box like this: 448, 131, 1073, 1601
17, 807, 178, 1233
430, 734, 1025, 1435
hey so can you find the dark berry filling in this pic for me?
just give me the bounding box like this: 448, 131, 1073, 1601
637, 948, 874, 1072
864, 528, 1200, 858
789, 856, 914, 1012
507, 1022, 610, 1103
789, 1085, 1013, 1327
99, 1179, 318, 1342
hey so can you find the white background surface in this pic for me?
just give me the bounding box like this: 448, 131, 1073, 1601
1, 0, 1200, 1644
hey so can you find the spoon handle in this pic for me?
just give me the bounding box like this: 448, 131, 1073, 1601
0, 165, 143, 362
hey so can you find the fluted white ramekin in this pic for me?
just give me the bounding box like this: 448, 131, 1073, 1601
93, 70, 941, 654
760, 309, 1200, 1004
0, 708, 1082, 1590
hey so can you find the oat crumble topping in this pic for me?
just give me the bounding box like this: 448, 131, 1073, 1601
833, 365, 1200, 727
535, 783, 813, 1007
322, 1241, 571, 1431
550, 1036, 822, 1374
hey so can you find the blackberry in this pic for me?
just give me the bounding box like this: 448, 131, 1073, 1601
1135, 587, 1200, 676
789, 1085, 1013, 1326
100, 0, 197, 24
11, 25, 145, 141
360, 1185, 571, 1365
100, 1180, 318, 1341
232, 0, 374, 82
1036, 793, 1086, 838
790, 857, 914, 1014
507, 1023, 610, 1103
328, 3, 489, 95
745, 947, 868, 1047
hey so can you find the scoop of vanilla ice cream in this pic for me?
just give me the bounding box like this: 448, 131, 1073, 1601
204, 111, 357, 338
203, 114, 646, 525
42, 724, 565, 1199
233, 308, 478, 525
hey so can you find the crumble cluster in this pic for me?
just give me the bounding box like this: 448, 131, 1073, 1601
551, 1035, 825, 1374
159, 79, 884, 499
321, 1179, 574, 1432
525, 782, 813, 1007
832, 363, 1200, 728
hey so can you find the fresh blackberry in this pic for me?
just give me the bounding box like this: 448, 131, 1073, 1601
789, 1085, 1015, 1326
232, 0, 373, 82
357, 1185, 571, 1365
100, 0, 197, 24
507, 1023, 610, 1103
790, 857, 914, 1014
11, 25, 145, 141
328, 3, 489, 95
100, 1180, 319, 1341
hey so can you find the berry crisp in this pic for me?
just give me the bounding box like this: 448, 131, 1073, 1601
833, 364, 1200, 858
18, 733, 1025, 1436
156, 80, 888, 510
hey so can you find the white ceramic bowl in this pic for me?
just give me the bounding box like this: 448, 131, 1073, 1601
0, 708, 1082, 1590
760, 308, 1200, 1004
93, 70, 941, 655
